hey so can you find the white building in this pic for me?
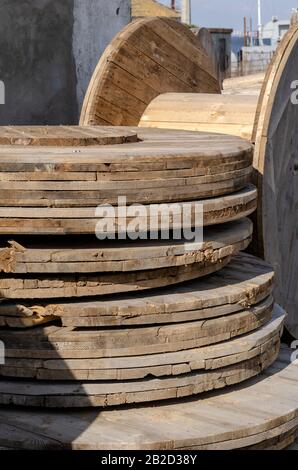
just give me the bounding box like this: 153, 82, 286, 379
262, 16, 290, 47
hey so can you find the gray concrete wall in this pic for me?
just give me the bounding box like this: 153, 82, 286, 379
73, 0, 131, 111
0, 0, 131, 125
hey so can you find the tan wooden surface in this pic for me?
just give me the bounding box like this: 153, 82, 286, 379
252, 23, 298, 338
1, 346, 297, 450
0, 126, 138, 146
0, 185, 257, 235
0, 309, 283, 408
0, 128, 253, 207
0, 252, 274, 328
140, 93, 258, 140
80, 18, 220, 126
0, 219, 252, 274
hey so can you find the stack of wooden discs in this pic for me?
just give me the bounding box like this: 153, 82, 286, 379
0, 125, 284, 409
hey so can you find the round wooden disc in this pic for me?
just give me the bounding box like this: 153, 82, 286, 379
80, 17, 220, 126
0, 128, 253, 207
0, 257, 232, 301
252, 23, 298, 338
0, 345, 295, 449
0, 185, 257, 235
1, 297, 273, 366
0, 310, 283, 408
0, 219, 252, 274
0, 252, 274, 328
0, 126, 138, 147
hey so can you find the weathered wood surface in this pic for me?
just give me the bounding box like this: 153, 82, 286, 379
0, 298, 277, 379
0, 253, 274, 328
0, 128, 253, 207
0, 185, 257, 235
252, 23, 298, 338
0, 312, 283, 408
0, 219, 252, 274
0, 126, 138, 146
0, 297, 275, 361
140, 93, 258, 141
80, 18, 220, 126
0, 345, 295, 450
0, 256, 232, 300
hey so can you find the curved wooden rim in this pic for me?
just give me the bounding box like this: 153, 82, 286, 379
80, 18, 220, 126
252, 23, 298, 256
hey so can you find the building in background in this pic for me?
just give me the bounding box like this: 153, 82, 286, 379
262, 17, 290, 47
131, 0, 181, 21
0, 0, 131, 125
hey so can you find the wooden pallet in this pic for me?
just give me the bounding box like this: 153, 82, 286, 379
0, 252, 274, 328
0, 309, 283, 408
80, 18, 220, 126
0, 345, 296, 449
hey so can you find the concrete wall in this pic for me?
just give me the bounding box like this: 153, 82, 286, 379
0, 0, 131, 125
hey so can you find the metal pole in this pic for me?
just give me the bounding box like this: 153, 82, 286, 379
244, 17, 247, 47
250, 17, 253, 46
171, 0, 176, 10
181, 0, 191, 25
258, 0, 263, 45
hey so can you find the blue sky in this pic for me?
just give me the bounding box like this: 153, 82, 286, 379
159, 0, 298, 31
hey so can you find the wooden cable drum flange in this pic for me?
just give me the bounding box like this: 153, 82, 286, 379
0, 309, 284, 408
0, 128, 253, 207
0, 345, 295, 449
252, 23, 298, 338
0, 219, 252, 274
0, 126, 138, 146
0, 185, 257, 235
80, 18, 220, 126
0, 259, 232, 300
0, 297, 275, 381
0, 252, 274, 328
0, 295, 275, 364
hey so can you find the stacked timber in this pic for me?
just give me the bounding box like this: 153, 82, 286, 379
0, 124, 284, 412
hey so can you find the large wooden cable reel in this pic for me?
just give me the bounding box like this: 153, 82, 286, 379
81, 18, 298, 339
80, 17, 221, 126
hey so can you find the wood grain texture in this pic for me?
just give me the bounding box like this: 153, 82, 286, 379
252, 23, 298, 338
0, 252, 274, 328
0, 219, 252, 274
0, 345, 295, 450
0, 297, 276, 379
0, 126, 138, 147
80, 18, 220, 126
140, 93, 258, 140
0, 309, 283, 408
0, 256, 234, 300
0, 128, 253, 207
0, 185, 257, 235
